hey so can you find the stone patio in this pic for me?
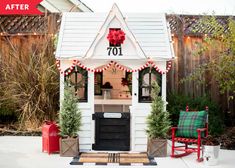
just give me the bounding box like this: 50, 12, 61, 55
0, 136, 234, 168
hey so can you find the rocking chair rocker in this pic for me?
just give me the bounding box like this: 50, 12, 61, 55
171, 106, 208, 162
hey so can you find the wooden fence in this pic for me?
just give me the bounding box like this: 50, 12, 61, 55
167, 36, 235, 126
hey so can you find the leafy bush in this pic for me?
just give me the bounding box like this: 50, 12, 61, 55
166, 93, 189, 126
167, 93, 224, 136
182, 17, 235, 97
0, 107, 17, 123
0, 87, 17, 123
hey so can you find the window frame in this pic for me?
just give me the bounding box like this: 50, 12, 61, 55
64, 66, 88, 102
94, 72, 103, 96
138, 67, 162, 103
125, 71, 132, 94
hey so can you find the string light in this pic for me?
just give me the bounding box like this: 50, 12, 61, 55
0, 32, 50, 36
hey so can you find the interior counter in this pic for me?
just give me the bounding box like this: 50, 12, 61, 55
94, 99, 132, 112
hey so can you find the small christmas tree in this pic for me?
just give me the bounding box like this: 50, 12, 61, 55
146, 81, 171, 139
59, 82, 82, 137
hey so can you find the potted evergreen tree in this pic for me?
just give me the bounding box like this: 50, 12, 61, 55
59, 82, 82, 157
146, 81, 171, 157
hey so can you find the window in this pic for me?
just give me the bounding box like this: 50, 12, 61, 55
125, 72, 132, 94
139, 67, 162, 103
64, 66, 88, 102
95, 72, 103, 95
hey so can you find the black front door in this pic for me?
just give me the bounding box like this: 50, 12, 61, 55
92, 112, 130, 151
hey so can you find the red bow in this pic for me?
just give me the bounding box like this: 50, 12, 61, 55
107, 29, 125, 45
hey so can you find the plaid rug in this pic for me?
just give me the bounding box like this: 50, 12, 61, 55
70, 152, 157, 166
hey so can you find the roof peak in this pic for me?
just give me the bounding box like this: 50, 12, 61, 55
109, 3, 124, 18
111, 3, 119, 11
82, 3, 147, 60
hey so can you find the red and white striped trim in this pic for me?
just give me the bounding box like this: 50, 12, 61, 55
56, 59, 172, 76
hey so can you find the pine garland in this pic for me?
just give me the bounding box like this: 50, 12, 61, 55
59, 82, 82, 137
146, 81, 171, 139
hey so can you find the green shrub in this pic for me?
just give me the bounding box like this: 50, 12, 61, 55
167, 93, 224, 136
146, 81, 171, 139
0, 97, 17, 123
59, 83, 82, 137
166, 93, 189, 126
0, 107, 17, 123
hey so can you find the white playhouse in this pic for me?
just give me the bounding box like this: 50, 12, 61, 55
56, 4, 174, 152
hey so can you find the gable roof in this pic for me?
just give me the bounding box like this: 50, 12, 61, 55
40, 0, 92, 13
56, 4, 174, 61
84, 4, 146, 60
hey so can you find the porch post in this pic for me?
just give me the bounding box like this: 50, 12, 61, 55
162, 73, 167, 110
132, 71, 139, 106
88, 71, 95, 144
59, 71, 64, 109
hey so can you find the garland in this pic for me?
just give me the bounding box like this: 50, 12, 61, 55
56, 59, 172, 76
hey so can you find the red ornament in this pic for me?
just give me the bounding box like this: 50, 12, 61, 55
107, 29, 125, 45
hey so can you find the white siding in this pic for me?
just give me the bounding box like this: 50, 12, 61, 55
130, 105, 151, 152
56, 12, 173, 60
78, 108, 93, 152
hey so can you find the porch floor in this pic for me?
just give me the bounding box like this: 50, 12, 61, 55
0, 136, 234, 168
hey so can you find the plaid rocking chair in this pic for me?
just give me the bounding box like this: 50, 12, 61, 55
171, 106, 208, 162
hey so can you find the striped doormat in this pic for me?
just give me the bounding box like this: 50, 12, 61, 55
70, 152, 157, 166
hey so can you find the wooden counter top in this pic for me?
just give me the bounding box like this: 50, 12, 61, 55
94, 99, 132, 105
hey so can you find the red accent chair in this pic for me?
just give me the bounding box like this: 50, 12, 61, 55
171, 106, 208, 162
